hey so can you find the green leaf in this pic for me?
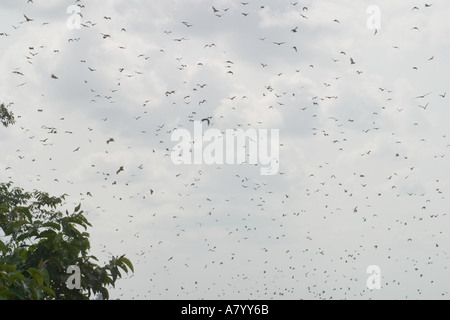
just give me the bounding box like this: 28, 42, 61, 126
15, 207, 32, 222
27, 268, 44, 286
42, 286, 55, 298
29, 281, 43, 300
17, 232, 33, 242
42, 222, 61, 231
36, 229, 57, 239
100, 287, 109, 300
20, 249, 27, 260
119, 256, 134, 273
52, 233, 63, 248
40, 268, 50, 287
7, 288, 25, 300
7, 272, 25, 285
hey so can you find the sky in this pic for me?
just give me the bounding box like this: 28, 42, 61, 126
1, 0, 450, 300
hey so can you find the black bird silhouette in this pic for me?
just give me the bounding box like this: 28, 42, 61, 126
415, 92, 432, 99
23, 14, 33, 22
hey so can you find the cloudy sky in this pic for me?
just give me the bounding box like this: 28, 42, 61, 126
1, 0, 450, 300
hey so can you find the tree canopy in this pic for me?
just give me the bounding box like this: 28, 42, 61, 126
0, 103, 15, 127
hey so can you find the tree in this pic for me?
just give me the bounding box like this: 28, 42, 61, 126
0, 103, 15, 127
0, 104, 133, 299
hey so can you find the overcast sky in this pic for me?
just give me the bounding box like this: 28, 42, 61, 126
1, 0, 450, 300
